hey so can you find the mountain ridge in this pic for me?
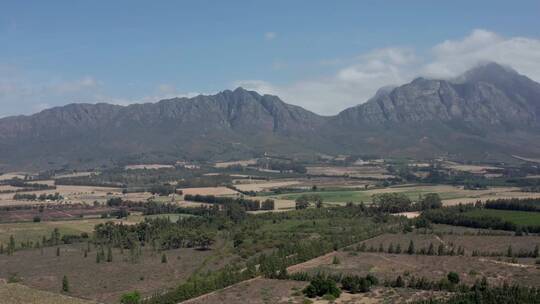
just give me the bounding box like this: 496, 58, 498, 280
1, 62, 540, 169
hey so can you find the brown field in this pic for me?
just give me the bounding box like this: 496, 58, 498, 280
0, 240, 235, 304
0, 283, 96, 304
180, 187, 238, 196
442, 162, 500, 174
124, 164, 175, 170
185, 275, 447, 304
287, 231, 540, 288
0, 173, 29, 181
0, 206, 115, 223
185, 278, 307, 304
0, 185, 122, 207
358, 232, 540, 257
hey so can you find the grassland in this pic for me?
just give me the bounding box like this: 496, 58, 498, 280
0, 283, 96, 304
0, 213, 185, 246
464, 209, 540, 226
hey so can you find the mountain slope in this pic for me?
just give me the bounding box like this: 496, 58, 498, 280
1, 63, 540, 169
328, 63, 540, 159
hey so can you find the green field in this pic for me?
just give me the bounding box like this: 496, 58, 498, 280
465, 209, 540, 226
0, 213, 200, 246
272, 188, 465, 203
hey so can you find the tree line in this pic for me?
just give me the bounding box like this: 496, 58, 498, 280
183, 194, 274, 211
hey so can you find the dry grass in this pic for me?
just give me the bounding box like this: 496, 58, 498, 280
0, 283, 96, 304
124, 164, 174, 170
0, 240, 233, 303
180, 187, 238, 196
0, 185, 123, 207
234, 180, 301, 192
307, 166, 394, 179
214, 159, 257, 168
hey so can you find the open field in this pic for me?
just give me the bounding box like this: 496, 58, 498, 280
289, 232, 540, 288
234, 180, 301, 192
0, 185, 123, 207
266, 184, 540, 205
0, 283, 96, 304
0, 216, 141, 246
124, 164, 175, 170
306, 166, 395, 179
464, 209, 540, 226
442, 162, 501, 174
185, 277, 448, 304
0, 173, 29, 181
0, 239, 234, 303
180, 186, 238, 196
53, 172, 98, 179
358, 232, 540, 257
214, 159, 258, 168
185, 278, 307, 304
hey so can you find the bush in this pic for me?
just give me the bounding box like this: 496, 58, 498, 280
120, 291, 141, 304
447, 272, 460, 285
303, 275, 341, 298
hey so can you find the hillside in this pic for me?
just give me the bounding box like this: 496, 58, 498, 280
1, 63, 540, 169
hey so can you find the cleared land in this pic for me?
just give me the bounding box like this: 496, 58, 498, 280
0, 239, 234, 303
181, 187, 238, 196
234, 180, 301, 192
214, 159, 258, 168
290, 232, 540, 288
0, 283, 96, 304
124, 164, 175, 170
306, 166, 395, 179
0, 185, 122, 207
0, 216, 141, 246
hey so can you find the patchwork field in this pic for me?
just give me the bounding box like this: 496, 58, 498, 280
266, 184, 540, 205
0, 185, 123, 207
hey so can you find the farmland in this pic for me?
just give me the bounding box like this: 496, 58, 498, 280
464, 208, 540, 226
1, 157, 540, 303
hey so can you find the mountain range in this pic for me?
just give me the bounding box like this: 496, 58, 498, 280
1, 62, 540, 170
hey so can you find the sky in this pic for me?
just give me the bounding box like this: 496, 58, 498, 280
1, 0, 539, 117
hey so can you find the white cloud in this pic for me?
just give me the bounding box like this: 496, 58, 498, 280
264, 32, 277, 41
238, 29, 540, 115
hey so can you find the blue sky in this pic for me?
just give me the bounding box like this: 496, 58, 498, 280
1, 0, 539, 116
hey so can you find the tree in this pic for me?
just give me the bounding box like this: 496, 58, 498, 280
420, 193, 442, 210
395, 243, 402, 254
407, 240, 415, 255
62, 275, 69, 292
302, 275, 341, 298
120, 291, 141, 304
394, 275, 405, 287
447, 272, 460, 284
161, 253, 167, 263
107, 246, 113, 262
427, 243, 435, 255
437, 244, 445, 256
7, 235, 15, 255
507, 245, 513, 257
